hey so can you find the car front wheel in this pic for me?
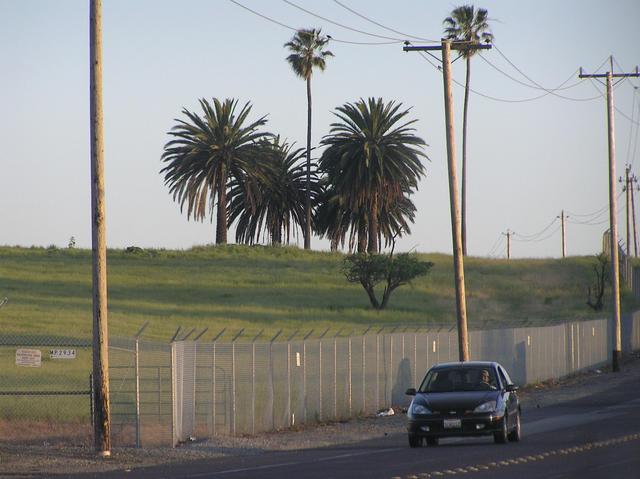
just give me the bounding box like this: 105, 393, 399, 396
494, 414, 508, 444
408, 434, 422, 448
508, 411, 521, 442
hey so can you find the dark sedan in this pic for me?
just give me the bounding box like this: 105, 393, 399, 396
405, 361, 521, 447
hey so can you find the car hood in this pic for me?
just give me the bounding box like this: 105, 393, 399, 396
419, 391, 499, 412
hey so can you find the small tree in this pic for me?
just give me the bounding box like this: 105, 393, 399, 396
587, 252, 609, 311
343, 252, 433, 310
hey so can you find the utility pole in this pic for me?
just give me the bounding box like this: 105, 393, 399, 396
631, 173, 639, 257
579, 58, 639, 372
557, 210, 568, 258
502, 229, 512, 259
90, 0, 111, 456
619, 165, 632, 255
403, 39, 490, 362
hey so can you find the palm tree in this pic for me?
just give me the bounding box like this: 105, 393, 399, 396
319, 98, 427, 253
443, 5, 493, 256
160, 98, 269, 244
228, 137, 321, 245
284, 28, 333, 250
315, 187, 418, 253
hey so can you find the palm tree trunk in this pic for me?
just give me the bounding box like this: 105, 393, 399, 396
216, 166, 228, 245
272, 219, 282, 245
357, 220, 367, 253
461, 56, 471, 256
368, 194, 379, 253
304, 76, 312, 250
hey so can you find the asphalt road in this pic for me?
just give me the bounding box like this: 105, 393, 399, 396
75, 372, 640, 479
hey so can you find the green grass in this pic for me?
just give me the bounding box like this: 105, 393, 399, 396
0, 244, 636, 342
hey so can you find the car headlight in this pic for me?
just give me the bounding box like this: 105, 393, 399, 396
473, 401, 497, 413
411, 403, 432, 415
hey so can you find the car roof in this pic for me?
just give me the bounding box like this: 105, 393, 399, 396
431, 361, 500, 370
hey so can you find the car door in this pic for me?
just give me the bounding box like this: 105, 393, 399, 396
497, 366, 518, 425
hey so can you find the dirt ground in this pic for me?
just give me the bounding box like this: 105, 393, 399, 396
1, 354, 639, 478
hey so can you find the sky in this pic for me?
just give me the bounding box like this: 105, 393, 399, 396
1, 0, 639, 258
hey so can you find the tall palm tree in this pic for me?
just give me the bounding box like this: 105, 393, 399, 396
228, 137, 321, 245
444, 5, 493, 256
319, 98, 427, 253
284, 28, 333, 250
160, 98, 269, 244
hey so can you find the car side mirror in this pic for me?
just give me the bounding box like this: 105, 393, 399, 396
405, 387, 417, 396
505, 384, 519, 392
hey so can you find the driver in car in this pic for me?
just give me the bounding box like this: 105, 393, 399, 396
478, 369, 497, 390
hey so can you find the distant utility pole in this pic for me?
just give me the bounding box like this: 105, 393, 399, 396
620, 165, 632, 255
557, 210, 568, 258
403, 39, 490, 362
502, 229, 513, 259
90, 0, 111, 456
631, 173, 639, 257
579, 57, 640, 372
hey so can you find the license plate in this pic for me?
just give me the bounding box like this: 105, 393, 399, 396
443, 419, 462, 429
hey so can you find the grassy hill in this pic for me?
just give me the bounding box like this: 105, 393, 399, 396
0, 245, 636, 342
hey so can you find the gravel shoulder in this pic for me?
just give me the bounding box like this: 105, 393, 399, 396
1, 354, 638, 477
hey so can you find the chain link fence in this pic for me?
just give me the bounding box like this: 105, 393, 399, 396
1, 313, 639, 447
0, 335, 92, 444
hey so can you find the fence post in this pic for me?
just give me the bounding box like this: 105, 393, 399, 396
319, 338, 323, 421
333, 336, 337, 419
157, 367, 162, 422
232, 341, 236, 435
89, 373, 95, 432
252, 340, 256, 435
302, 329, 313, 424
287, 341, 292, 427
303, 339, 307, 423
362, 335, 366, 414
170, 341, 176, 447
389, 333, 393, 406
212, 342, 216, 436
413, 333, 417, 387
135, 337, 141, 448
376, 333, 380, 413
348, 336, 352, 417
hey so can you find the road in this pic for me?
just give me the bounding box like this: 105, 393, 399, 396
75, 372, 640, 479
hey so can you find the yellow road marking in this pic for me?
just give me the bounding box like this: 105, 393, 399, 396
398, 431, 640, 479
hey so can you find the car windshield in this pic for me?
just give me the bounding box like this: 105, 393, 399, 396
418, 367, 499, 393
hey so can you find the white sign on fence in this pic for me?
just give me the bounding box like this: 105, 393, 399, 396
50, 348, 76, 359
16, 349, 42, 367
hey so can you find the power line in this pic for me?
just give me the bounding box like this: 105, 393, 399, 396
228, 0, 401, 45
478, 55, 603, 102
633, 98, 640, 168
586, 77, 640, 127
513, 225, 561, 243
492, 44, 611, 99
414, 51, 576, 104
486, 234, 504, 257
627, 87, 640, 167
612, 56, 640, 90
512, 217, 558, 240
331, 0, 438, 43
281, 0, 405, 42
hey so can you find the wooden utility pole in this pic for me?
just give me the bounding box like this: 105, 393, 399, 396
558, 210, 568, 258
631, 173, 639, 257
579, 58, 639, 372
90, 0, 111, 455
502, 230, 512, 260
621, 165, 632, 255
403, 40, 490, 362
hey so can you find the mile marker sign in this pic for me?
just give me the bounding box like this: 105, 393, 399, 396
50, 348, 76, 359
